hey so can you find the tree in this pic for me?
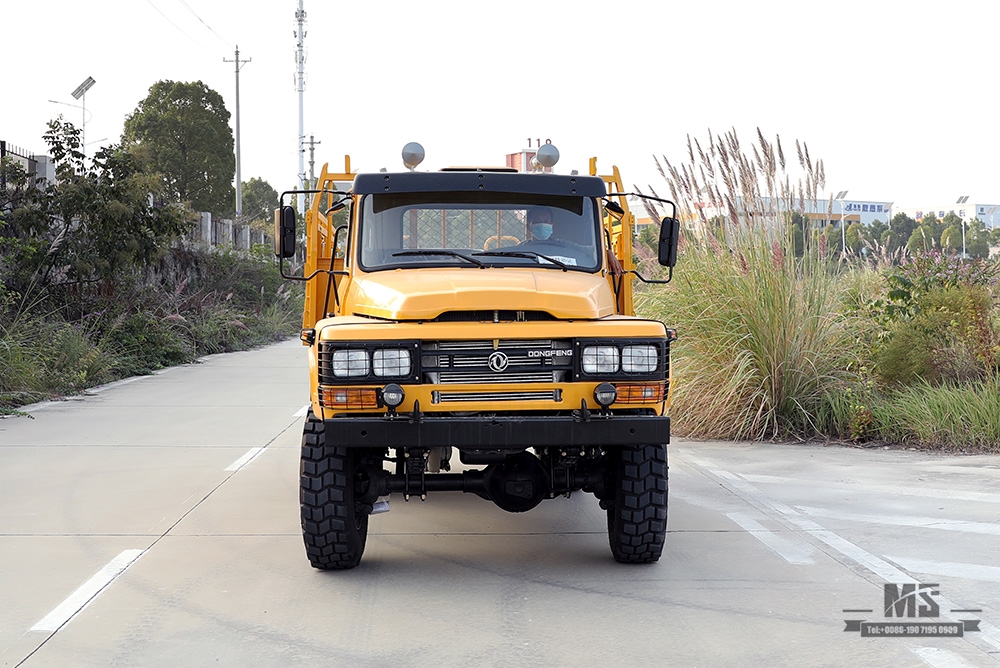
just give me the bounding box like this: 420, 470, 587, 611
0, 155, 50, 308
941, 224, 963, 254
0, 118, 188, 305
241, 177, 279, 225
881, 229, 899, 253
824, 224, 842, 255
122, 80, 235, 218
941, 211, 963, 229
845, 222, 865, 255
939, 212, 962, 253
938, 215, 989, 259
966, 218, 990, 259
919, 213, 944, 240
868, 218, 889, 243
890, 213, 918, 248
907, 225, 937, 255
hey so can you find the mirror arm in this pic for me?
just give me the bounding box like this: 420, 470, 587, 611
627, 268, 673, 285
277, 254, 347, 283
322, 224, 348, 313
276, 187, 353, 281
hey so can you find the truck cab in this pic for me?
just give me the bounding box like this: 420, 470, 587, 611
276, 145, 679, 569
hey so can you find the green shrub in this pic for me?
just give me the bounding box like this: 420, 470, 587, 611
106, 311, 195, 375
1, 245, 301, 412
874, 251, 999, 386
873, 379, 1000, 451
45, 322, 118, 390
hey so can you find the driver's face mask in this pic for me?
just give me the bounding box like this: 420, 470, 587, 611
531, 223, 553, 240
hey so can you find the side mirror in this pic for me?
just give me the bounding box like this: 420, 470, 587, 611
325, 200, 347, 216
604, 201, 625, 221
274, 205, 297, 258
658, 216, 679, 267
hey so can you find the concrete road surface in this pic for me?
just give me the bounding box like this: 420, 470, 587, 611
1, 339, 999, 667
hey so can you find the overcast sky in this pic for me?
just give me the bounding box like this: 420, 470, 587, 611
4, 0, 998, 211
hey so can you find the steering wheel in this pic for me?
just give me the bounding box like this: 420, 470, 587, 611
484, 235, 521, 250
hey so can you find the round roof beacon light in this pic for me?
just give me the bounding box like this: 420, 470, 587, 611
535, 143, 559, 169
402, 142, 425, 171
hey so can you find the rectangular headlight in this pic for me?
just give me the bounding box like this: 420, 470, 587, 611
622, 345, 658, 373
373, 349, 411, 377
582, 346, 619, 373
332, 349, 369, 377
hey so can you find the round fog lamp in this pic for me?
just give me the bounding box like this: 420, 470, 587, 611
381, 383, 405, 408
594, 382, 617, 408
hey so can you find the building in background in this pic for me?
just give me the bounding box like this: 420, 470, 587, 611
693, 197, 894, 230
895, 200, 1000, 229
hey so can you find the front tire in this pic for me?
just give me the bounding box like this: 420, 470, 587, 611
300, 412, 372, 570
606, 444, 668, 564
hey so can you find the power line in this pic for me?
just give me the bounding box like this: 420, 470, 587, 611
143, 0, 222, 56
176, 0, 233, 46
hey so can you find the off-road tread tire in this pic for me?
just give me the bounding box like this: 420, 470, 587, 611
607, 443, 668, 564
300, 412, 369, 570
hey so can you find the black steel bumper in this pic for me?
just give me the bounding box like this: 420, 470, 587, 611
323, 413, 670, 449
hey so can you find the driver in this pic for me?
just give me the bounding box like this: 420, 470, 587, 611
525, 206, 555, 242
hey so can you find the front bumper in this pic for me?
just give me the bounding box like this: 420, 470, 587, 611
323, 413, 670, 449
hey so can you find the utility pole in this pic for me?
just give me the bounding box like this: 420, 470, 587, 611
224, 46, 251, 219
295, 0, 307, 214
303, 134, 321, 187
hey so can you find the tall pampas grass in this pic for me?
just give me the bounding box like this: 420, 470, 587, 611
638, 129, 859, 440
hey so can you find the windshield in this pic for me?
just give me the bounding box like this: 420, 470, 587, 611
358, 192, 602, 272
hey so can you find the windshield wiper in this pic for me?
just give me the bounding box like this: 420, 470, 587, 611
391, 250, 485, 268
473, 250, 570, 271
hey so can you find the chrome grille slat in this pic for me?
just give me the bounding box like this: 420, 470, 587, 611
438, 371, 555, 384
435, 362, 543, 370
436, 391, 557, 403
422, 339, 572, 388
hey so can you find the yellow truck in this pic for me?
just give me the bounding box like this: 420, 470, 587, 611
275, 144, 679, 569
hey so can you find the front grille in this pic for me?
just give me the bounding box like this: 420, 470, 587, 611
422, 339, 573, 386
433, 390, 560, 404
438, 370, 556, 383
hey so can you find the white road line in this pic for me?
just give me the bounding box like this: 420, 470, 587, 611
677, 454, 1000, 655
725, 512, 814, 564
796, 506, 1000, 536
885, 556, 1000, 583
293, 404, 309, 418
911, 647, 977, 668
31, 549, 145, 632
225, 447, 265, 472
742, 473, 1000, 505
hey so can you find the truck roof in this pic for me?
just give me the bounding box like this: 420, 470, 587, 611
353, 170, 607, 197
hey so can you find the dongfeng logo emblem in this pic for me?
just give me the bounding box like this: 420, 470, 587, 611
488, 351, 509, 372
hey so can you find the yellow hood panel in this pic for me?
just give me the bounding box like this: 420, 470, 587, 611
346, 269, 615, 320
